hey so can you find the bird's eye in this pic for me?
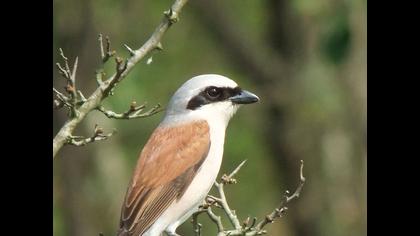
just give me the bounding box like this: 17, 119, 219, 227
206, 87, 222, 98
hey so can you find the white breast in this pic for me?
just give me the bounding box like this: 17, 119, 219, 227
143, 118, 227, 236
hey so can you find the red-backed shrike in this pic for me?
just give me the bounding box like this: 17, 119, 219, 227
117, 74, 259, 236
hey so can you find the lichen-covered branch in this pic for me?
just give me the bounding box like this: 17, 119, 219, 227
192, 160, 306, 236
53, 0, 189, 159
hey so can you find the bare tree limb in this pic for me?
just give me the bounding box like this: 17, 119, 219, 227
192, 160, 306, 236
53, 0, 190, 159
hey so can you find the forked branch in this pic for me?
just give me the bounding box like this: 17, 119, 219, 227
192, 160, 306, 236
66, 125, 116, 147
96, 102, 162, 119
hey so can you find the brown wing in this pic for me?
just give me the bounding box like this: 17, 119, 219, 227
118, 120, 210, 236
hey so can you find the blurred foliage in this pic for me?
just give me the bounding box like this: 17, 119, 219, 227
53, 0, 366, 236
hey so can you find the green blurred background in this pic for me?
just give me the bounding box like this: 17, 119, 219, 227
53, 0, 366, 235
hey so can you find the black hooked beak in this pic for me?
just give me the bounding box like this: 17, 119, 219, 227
230, 89, 260, 104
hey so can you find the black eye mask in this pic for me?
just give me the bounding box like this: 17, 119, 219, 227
186, 86, 242, 110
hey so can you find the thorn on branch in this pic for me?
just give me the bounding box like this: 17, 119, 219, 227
71, 56, 78, 83
146, 42, 163, 65
146, 56, 153, 65
124, 44, 136, 56
156, 42, 163, 51
77, 90, 87, 104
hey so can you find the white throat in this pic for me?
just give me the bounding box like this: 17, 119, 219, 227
144, 101, 237, 236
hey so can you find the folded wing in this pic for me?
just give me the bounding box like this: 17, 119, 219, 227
118, 120, 210, 236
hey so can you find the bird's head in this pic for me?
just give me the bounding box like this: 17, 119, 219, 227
163, 74, 259, 127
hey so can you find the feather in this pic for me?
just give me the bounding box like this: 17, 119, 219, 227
118, 120, 210, 236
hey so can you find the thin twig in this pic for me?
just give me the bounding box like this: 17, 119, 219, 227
207, 207, 224, 233
96, 103, 162, 119
56, 48, 79, 116
254, 160, 305, 232
53, 88, 72, 110
192, 209, 206, 236
215, 161, 246, 230
66, 125, 116, 147
99, 34, 115, 63
221, 159, 247, 184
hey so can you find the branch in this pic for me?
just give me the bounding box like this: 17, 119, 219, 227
55, 49, 79, 117
253, 160, 306, 234
53, 0, 189, 159
99, 34, 116, 63
53, 88, 71, 109
213, 160, 246, 230
96, 102, 162, 119
192, 209, 205, 236
102, 56, 128, 97
207, 208, 225, 236
66, 125, 116, 147
193, 160, 306, 236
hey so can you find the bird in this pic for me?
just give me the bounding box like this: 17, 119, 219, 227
117, 74, 259, 236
